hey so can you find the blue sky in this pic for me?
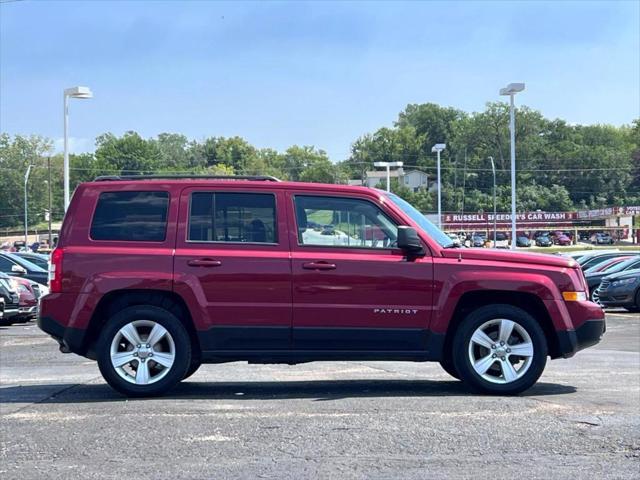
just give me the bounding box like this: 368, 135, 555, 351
1, 0, 638, 161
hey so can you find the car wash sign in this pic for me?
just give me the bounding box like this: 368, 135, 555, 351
444, 211, 576, 224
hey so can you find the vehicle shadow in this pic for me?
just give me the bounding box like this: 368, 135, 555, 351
0, 379, 577, 404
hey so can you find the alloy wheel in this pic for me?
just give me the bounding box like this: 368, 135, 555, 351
110, 320, 176, 385
468, 318, 534, 384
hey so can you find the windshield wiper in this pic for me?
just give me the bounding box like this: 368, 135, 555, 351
443, 243, 462, 248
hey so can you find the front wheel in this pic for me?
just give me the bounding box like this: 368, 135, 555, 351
439, 357, 460, 380
97, 305, 191, 397
452, 305, 548, 395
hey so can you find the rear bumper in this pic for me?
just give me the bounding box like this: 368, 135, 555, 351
37, 315, 88, 355
556, 318, 606, 358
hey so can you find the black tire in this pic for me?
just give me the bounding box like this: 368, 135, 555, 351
97, 305, 191, 397
452, 304, 548, 395
439, 357, 460, 380
183, 359, 202, 380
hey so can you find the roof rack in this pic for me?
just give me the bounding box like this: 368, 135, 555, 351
94, 174, 281, 182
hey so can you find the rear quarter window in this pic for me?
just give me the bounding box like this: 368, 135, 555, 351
90, 191, 169, 242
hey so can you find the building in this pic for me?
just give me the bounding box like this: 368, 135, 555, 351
355, 169, 432, 191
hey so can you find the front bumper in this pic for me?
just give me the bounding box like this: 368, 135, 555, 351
597, 286, 638, 308
556, 318, 606, 358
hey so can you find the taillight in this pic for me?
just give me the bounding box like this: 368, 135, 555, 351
49, 248, 64, 293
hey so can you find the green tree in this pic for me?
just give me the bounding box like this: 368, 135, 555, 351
94, 131, 161, 174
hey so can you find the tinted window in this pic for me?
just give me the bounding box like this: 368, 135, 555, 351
0, 255, 15, 272
294, 195, 397, 248
189, 192, 277, 244
90, 191, 169, 242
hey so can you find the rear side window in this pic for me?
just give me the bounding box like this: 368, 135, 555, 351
90, 191, 169, 242
189, 192, 277, 244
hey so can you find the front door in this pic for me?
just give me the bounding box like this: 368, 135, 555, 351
174, 187, 292, 352
289, 192, 434, 352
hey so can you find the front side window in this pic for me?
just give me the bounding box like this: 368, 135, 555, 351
90, 191, 169, 242
294, 195, 397, 248
189, 192, 277, 244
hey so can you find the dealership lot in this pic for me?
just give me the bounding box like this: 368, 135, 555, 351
1, 312, 638, 479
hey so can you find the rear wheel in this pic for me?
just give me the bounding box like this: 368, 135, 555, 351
452, 305, 548, 395
97, 305, 191, 397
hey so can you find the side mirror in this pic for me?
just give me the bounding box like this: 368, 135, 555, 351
397, 226, 425, 255
11, 264, 27, 275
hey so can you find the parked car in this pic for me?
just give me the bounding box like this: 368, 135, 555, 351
471, 235, 485, 247
561, 249, 618, 262
0, 272, 20, 325
579, 251, 640, 271
38, 175, 604, 397
10, 276, 39, 322
13, 252, 49, 270
491, 232, 509, 249
595, 269, 640, 312
516, 236, 531, 248
535, 235, 552, 247
447, 233, 461, 247
591, 232, 615, 245
586, 256, 640, 303
584, 256, 634, 275
0, 252, 48, 285
554, 234, 572, 246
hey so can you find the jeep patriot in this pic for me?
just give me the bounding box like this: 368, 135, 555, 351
38, 175, 605, 397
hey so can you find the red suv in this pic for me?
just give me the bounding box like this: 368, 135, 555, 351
38, 175, 605, 397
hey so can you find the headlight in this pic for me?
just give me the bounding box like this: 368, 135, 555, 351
611, 277, 639, 287
562, 291, 587, 302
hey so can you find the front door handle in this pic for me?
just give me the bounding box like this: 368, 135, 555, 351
302, 261, 336, 270
187, 258, 222, 267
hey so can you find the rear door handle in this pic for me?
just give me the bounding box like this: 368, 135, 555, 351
187, 258, 222, 267
302, 261, 336, 270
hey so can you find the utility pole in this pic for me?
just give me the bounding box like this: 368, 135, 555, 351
48, 156, 53, 247
24, 164, 33, 248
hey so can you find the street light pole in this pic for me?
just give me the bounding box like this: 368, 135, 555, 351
489, 156, 497, 248
499, 83, 525, 249
63, 86, 93, 211
431, 143, 446, 229
373, 161, 404, 192
48, 156, 53, 247
24, 164, 33, 247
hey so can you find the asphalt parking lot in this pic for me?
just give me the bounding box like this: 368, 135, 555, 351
1, 312, 638, 479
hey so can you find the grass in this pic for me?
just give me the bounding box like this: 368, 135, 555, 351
527, 245, 639, 254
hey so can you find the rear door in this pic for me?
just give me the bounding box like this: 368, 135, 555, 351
174, 186, 292, 352
288, 191, 434, 352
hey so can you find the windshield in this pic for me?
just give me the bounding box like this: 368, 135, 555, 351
383, 192, 454, 247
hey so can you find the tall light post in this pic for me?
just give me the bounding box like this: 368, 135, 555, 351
64, 86, 93, 211
24, 164, 33, 247
488, 156, 497, 247
431, 143, 446, 229
373, 161, 404, 192
499, 82, 525, 249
